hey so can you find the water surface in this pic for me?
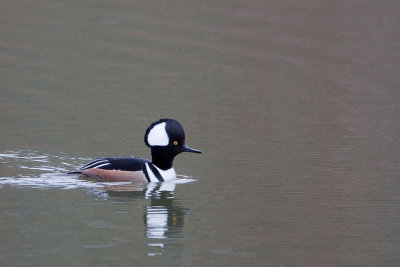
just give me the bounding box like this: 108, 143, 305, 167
1, 0, 400, 265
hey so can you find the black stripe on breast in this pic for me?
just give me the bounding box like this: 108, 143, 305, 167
143, 164, 151, 182
148, 163, 164, 182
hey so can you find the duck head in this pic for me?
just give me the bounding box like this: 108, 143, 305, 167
144, 118, 201, 170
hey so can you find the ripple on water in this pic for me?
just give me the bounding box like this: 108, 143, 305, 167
0, 150, 196, 191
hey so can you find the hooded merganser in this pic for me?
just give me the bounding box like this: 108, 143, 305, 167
69, 119, 201, 182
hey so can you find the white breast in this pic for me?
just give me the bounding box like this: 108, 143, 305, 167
145, 163, 176, 182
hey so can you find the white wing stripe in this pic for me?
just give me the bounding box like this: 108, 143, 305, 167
93, 163, 110, 169
82, 159, 109, 169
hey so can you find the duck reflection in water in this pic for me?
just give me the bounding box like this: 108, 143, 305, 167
104, 180, 188, 256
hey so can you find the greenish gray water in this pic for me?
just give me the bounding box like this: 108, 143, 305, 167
1, 0, 400, 266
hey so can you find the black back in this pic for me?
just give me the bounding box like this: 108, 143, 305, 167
69, 157, 151, 173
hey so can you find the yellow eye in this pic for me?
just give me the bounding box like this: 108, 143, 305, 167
173, 141, 178, 146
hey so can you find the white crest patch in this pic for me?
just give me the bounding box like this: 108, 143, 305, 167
147, 122, 169, 146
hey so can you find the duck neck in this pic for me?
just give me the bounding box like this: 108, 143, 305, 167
151, 148, 176, 170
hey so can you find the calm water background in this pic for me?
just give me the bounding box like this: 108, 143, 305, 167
1, 0, 400, 266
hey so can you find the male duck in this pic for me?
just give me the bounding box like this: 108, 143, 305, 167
69, 119, 201, 182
